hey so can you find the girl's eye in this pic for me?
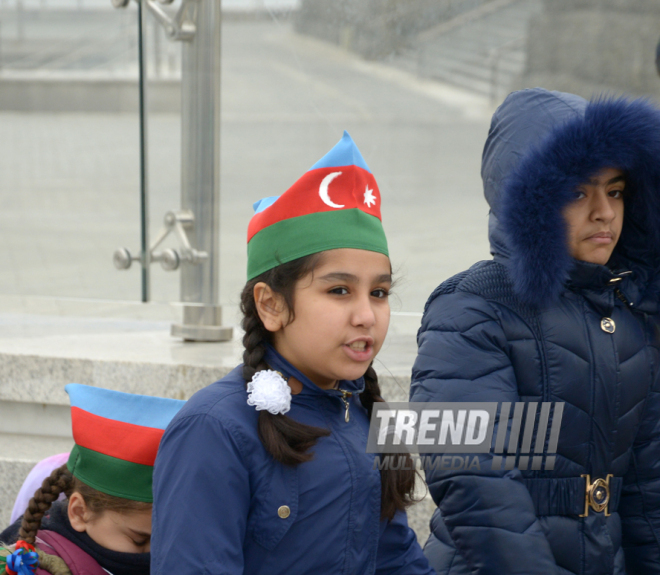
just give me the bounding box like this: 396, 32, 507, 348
609, 189, 624, 198
574, 190, 586, 200
134, 536, 151, 546
329, 287, 349, 295
371, 288, 389, 299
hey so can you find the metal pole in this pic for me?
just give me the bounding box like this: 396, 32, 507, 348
138, 0, 150, 302
153, 15, 161, 78
171, 0, 232, 341
17, 0, 24, 42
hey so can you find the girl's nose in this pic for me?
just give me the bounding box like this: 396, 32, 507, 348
591, 190, 616, 222
351, 295, 376, 328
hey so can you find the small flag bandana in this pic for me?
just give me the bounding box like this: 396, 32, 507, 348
65, 384, 185, 502
247, 131, 389, 279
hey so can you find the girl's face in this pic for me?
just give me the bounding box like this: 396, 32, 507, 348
259, 248, 391, 390
68, 492, 152, 553
563, 167, 625, 265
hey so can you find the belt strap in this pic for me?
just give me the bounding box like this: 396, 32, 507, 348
522, 477, 622, 517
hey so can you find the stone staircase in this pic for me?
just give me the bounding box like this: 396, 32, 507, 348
391, 0, 543, 102
0, 302, 435, 542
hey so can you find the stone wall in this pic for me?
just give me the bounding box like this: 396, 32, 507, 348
518, 0, 660, 99
294, 0, 489, 59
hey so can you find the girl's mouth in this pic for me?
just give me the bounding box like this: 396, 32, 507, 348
586, 231, 613, 243
348, 341, 368, 351
343, 338, 374, 361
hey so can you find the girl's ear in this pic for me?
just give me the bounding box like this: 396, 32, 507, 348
254, 282, 288, 332
67, 492, 90, 533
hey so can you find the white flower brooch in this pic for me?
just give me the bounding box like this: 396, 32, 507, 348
247, 370, 292, 415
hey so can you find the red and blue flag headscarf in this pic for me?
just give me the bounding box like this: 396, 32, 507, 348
247, 131, 389, 279
65, 384, 185, 502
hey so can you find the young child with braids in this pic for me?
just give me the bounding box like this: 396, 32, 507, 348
0, 384, 184, 575
151, 133, 434, 575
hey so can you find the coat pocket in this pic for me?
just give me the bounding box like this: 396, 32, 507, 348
247, 463, 299, 550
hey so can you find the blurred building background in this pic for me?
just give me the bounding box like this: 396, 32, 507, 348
1, 0, 659, 540
2, 0, 659, 311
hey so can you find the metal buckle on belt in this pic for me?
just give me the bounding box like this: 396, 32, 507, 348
580, 474, 613, 517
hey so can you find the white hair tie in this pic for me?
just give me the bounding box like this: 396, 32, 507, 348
247, 370, 291, 415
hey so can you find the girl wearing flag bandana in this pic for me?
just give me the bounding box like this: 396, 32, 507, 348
151, 132, 434, 575
0, 384, 184, 575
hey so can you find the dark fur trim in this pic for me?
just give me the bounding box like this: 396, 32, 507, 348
500, 97, 660, 306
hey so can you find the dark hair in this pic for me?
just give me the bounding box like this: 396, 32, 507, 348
240, 253, 417, 520
19, 465, 151, 545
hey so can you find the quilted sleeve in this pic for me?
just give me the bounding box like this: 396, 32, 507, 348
410, 291, 559, 574
620, 333, 660, 573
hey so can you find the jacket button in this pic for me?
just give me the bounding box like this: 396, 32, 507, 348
278, 505, 290, 519
601, 317, 615, 333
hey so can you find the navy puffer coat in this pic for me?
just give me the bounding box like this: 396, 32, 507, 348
410, 89, 660, 575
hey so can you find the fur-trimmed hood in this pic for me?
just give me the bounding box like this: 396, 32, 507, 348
483, 88, 660, 307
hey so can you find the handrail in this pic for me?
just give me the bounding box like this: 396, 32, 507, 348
418, 0, 522, 44
416, 0, 528, 81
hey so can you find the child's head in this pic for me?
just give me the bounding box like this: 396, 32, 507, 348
18, 385, 184, 553
244, 132, 391, 389
244, 248, 391, 390
242, 133, 416, 519
19, 465, 152, 553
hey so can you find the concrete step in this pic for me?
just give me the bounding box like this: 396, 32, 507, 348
0, 433, 74, 528
398, 0, 543, 97
0, 303, 424, 537
0, 75, 181, 113
420, 50, 526, 94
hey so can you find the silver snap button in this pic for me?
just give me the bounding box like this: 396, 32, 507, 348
601, 318, 615, 333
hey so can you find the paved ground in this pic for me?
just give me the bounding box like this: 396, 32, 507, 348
0, 17, 495, 318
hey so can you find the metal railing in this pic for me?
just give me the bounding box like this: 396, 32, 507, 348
112, 0, 232, 342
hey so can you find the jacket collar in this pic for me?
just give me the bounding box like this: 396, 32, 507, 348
264, 344, 365, 398
565, 260, 630, 292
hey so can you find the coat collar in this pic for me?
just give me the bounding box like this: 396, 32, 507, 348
565, 260, 630, 292
264, 345, 365, 398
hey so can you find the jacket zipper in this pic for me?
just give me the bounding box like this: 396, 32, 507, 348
614, 288, 631, 306
610, 271, 633, 307
338, 389, 352, 422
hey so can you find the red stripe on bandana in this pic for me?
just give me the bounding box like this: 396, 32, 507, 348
71, 406, 165, 466
247, 165, 381, 242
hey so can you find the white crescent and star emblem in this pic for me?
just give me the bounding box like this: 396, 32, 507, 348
319, 171, 344, 209
364, 186, 376, 208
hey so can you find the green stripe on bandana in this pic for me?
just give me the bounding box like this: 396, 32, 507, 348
67, 445, 155, 503
247, 209, 389, 280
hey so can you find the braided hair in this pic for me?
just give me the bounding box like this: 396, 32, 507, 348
240, 253, 417, 520
18, 464, 151, 545
19, 465, 74, 545
241, 254, 331, 465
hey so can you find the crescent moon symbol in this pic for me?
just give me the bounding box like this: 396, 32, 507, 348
319, 171, 344, 209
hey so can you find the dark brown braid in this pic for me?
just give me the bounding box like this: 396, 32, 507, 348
19, 465, 74, 544
241, 254, 331, 466
241, 253, 418, 520
18, 464, 151, 545
360, 365, 418, 520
